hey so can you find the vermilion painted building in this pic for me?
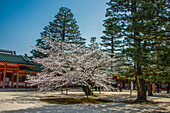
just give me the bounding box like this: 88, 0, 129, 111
0, 49, 36, 88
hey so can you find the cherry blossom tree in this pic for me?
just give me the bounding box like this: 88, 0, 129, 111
27, 35, 120, 95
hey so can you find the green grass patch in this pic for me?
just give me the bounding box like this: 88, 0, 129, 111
40, 97, 113, 104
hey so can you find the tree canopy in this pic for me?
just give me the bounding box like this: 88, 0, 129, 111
28, 35, 120, 92
31, 7, 86, 58
104, 0, 169, 101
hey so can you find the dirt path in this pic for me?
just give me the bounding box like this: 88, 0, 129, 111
0, 89, 169, 113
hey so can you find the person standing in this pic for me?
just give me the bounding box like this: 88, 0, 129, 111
167, 83, 169, 93
131, 81, 133, 90
159, 83, 162, 93
118, 83, 122, 92
156, 83, 159, 93
152, 83, 156, 93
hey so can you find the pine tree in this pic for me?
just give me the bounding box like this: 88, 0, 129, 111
31, 7, 85, 58
100, 18, 123, 54
101, 7, 127, 73
142, 36, 170, 82
105, 0, 169, 101
88, 37, 99, 49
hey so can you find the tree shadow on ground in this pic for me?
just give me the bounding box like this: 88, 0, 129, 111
151, 94, 170, 99
1, 91, 169, 113
2, 102, 169, 113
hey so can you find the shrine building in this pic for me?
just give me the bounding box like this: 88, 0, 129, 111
0, 49, 37, 88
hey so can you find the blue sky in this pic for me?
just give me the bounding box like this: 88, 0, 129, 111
0, 0, 109, 55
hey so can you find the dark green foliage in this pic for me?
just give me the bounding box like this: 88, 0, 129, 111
31, 7, 86, 58
100, 17, 123, 54
88, 37, 99, 49
104, 0, 169, 101
30, 39, 48, 58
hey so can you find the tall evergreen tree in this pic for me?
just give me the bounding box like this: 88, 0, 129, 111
105, 0, 169, 101
88, 37, 99, 49
31, 7, 85, 58
101, 9, 126, 73
100, 18, 123, 54
142, 36, 170, 82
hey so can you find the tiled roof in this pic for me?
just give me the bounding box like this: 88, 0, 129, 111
0, 53, 34, 65
20, 65, 41, 71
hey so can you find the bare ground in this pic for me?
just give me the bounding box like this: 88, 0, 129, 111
0, 88, 169, 113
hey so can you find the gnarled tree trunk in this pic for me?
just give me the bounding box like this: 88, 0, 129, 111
135, 74, 146, 102
146, 82, 153, 96
82, 86, 94, 97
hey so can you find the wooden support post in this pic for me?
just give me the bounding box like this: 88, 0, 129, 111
123, 79, 125, 88
165, 82, 167, 89
128, 80, 130, 88
61, 88, 63, 94
65, 88, 69, 95
2, 64, 7, 88
16, 66, 20, 88
25, 74, 27, 87
11, 71, 14, 87
99, 86, 101, 94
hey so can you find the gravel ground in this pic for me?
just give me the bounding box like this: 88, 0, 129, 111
0, 88, 170, 113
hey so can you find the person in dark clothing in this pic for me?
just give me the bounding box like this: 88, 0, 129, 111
146, 84, 148, 91
159, 83, 162, 92
156, 83, 159, 93
118, 83, 122, 92
167, 83, 169, 93
95, 86, 97, 91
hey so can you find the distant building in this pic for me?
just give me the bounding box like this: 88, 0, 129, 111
0, 49, 37, 88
